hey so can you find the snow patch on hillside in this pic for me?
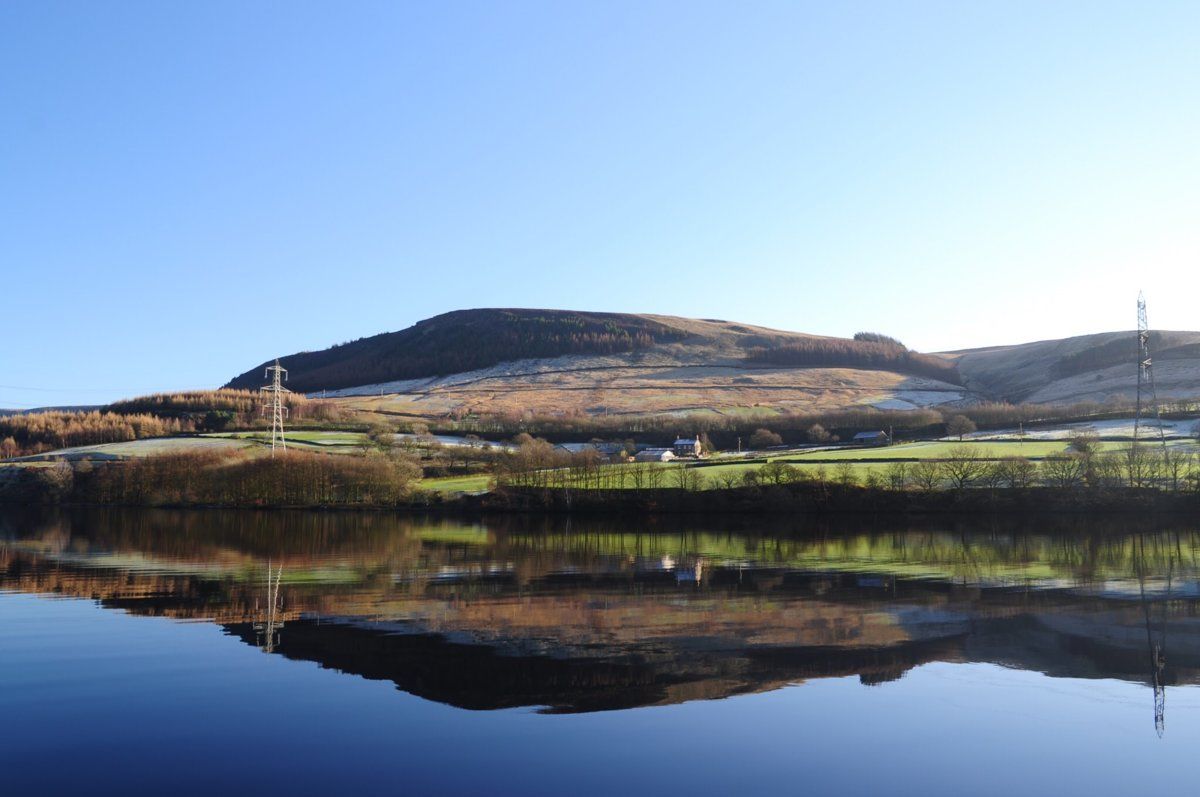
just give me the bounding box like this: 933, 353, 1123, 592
872, 390, 966, 410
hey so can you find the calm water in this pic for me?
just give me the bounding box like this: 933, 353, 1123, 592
3, 509, 1199, 796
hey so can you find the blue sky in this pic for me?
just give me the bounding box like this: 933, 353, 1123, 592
3, 1, 1199, 406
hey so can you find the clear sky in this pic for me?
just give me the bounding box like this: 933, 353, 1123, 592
3, 1, 1199, 407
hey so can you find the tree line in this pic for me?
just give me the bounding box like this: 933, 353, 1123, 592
730, 443, 1200, 495
743, 337, 960, 383
432, 397, 1200, 450
853, 331, 906, 348
0, 390, 349, 458
0, 411, 188, 458
107, 389, 343, 426
71, 449, 422, 507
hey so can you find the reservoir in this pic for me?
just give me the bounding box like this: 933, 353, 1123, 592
2, 508, 1197, 796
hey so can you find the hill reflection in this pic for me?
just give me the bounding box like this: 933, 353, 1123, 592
0, 508, 1192, 721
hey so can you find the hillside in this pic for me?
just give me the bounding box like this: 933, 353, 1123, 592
226, 309, 694, 393
226, 309, 970, 419
226, 309, 958, 392
225, 309, 1200, 420
945, 330, 1200, 404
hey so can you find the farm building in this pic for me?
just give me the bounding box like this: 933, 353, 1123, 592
634, 448, 676, 463
673, 437, 702, 458
851, 430, 890, 447
555, 442, 596, 454
555, 442, 628, 460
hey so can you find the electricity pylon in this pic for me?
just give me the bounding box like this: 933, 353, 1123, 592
1133, 292, 1167, 456
260, 359, 290, 456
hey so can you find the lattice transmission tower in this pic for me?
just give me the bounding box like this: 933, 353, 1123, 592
261, 359, 290, 457
1133, 292, 1167, 457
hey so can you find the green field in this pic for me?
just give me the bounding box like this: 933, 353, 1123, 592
421, 474, 492, 493
778, 440, 1076, 461
16, 431, 1196, 496
534, 437, 1200, 491
207, 431, 367, 448
687, 460, 894, 486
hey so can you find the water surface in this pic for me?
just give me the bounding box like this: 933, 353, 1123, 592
2, 508, 1198, 795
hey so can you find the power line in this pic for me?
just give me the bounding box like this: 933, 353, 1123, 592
0, 384, 178, 393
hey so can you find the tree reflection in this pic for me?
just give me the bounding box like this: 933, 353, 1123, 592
4, 507, 1200, 728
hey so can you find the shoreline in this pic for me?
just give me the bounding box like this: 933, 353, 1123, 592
5, 480, 1197, 518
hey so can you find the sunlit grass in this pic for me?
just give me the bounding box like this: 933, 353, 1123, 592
421, 474, 492, 493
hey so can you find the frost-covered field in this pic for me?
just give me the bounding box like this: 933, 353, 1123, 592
968, 417, 1200, 441
10, 436, 252, 462
871, 389, 966, 410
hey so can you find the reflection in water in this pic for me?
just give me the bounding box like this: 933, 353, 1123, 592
1136, 533, 1172, 737
2, 508, 1198, 731
254, 562, 284, 654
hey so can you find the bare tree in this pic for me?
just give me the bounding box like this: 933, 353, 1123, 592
1067, 430, 1100, 457
1067, 431, 1101, 484
885, 461, 910, 491
1091, 452, 1126, 491
980, 460, 1007, 490
834, 461, 858, 487
910, 459, 944, 492
760, 460, 799, 485
717, 470, 742, 490
1124, 445, 1157, 488
629, 462, 648, 490
991, 457, 1037, 489
646, 464, 665, 490
1161, 448, 1192, 492
1042, 454, 1085, 488
672, 464, 702, 490
941, 445, 986, 489
946, 415, 977, 441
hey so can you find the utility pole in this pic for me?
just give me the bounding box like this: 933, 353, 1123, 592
261, 359, 290, 457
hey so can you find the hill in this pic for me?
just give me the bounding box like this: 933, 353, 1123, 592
225, 309, 970, 419
225, 309, 1200, 420
946, 330, 1200, 404
226, 309, 693, 393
